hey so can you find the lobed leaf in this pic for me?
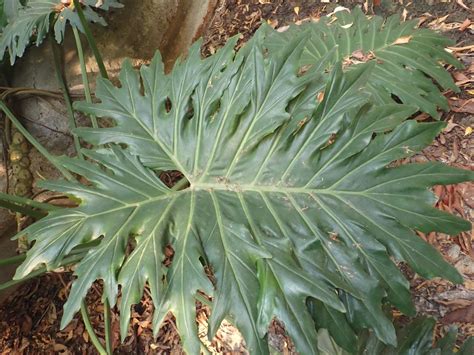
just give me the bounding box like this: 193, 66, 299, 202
0, 0, 123, 64
263, 7, 462, 118
12, 16, 473, 354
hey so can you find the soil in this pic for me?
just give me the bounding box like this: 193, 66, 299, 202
0, 0, 473, 354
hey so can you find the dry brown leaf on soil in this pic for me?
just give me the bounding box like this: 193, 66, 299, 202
456, 0, 471, 11
452, 71, 472, 86
393, 35, 412, 45
460, 18, 472, 31
449, 98, 474, 114
442, 304, 474, 324
449, 44, 474, 52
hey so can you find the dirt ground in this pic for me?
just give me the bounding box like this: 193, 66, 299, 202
0, 0, 473, 353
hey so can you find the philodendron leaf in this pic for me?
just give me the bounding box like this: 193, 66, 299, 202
263, 7, 462, 118
0, 0, 123, 64
13, 23, 473, 354
317, 316, 473, 355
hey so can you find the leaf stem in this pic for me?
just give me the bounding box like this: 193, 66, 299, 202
72, 0, 109, 80
172, 177, 189, 191
81, 301, 108, 355
51, 38, 83, 159
72, 26, 98, 128
195, 292, 213, 308
0, 254, 26, 267
104, 299, 113, 354
0, 193, 57, 218
0, 191, 60, 211
0, 102, 75, 181
0, 266, 45, 291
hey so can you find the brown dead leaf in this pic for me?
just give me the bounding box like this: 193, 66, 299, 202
21, 315, 32, 333
448, 44, 474, 52
444, 120, 459, 133
453, 71, 470, 83
456, 0, 471, 11
266, 18, 278, 28
442, 304, 474, 324
402, 8, 408, 22
414, 112, 430, 121
464, 280, 474, 290
449, 98, 474, 114
53, 343, 68, 353
393, 35, 412, 45
428, 14, 449, 30
460, 18, 472, 31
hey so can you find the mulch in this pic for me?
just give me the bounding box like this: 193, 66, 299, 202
0, 0, 473, 353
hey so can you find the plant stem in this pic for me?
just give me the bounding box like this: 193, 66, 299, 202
0, 199, 46, 218
51, 38, 83, 160
0, 267, 45, 291
0, 191, 61, 212
81, 301, 108, 355
172, 177, 190, 191
0, 102, 75, 181
72, 0, 109, 80
0, 254, 26, 267
104, 299, 113, 354
195, 292, 213, 308
72, 26, 98, 128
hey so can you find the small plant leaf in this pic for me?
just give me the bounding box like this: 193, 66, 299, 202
0, 0, 122, 64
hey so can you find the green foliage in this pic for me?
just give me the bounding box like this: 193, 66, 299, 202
0, 0, 7, 29
11, 11, 473, 355
0, 0, 122, 64
264, 7, 462, 118
317, 317, 474, 355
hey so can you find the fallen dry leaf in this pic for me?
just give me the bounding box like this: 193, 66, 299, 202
449, 98, 474, 114
460, 18, 472, 31
464, 279, 474, 290
393, 35, 412, 45
442, 304, 474, 324
456, 0, 471, 11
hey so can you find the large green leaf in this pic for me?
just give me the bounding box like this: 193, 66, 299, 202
263, 7, 461, 118
0, 0, 122, 64
12, 23, 473, 354
317, 317, 473, 355
0, 0, 7, 29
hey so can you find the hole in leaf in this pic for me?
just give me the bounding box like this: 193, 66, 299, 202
184, 102, 194, 120
165, 97, 172, 113
134, 303, 145, 315
163, 244, 175, 267
390, 93, 403, 104
159, 170, 189, 189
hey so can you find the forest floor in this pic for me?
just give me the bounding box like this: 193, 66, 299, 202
0, 0, 473, 354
